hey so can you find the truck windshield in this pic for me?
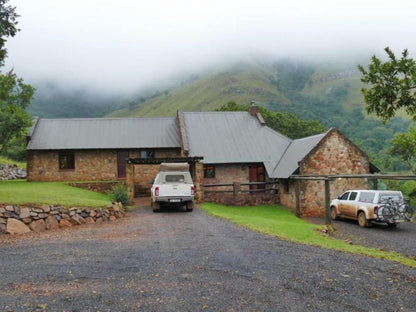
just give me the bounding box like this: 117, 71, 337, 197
165, 175, 185, 183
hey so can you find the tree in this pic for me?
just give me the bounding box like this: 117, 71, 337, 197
389, 125, 416, 173
358, 47, 416, 123
0, 70, 34, 153
0, 0, 34, 155
218, 101, 326, 139
0, 0, 19, 66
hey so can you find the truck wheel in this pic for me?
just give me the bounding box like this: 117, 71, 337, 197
357, 211, 370, 227
152, 201, 161, 213
330, 207, 338, 220
186, 202, 194, 212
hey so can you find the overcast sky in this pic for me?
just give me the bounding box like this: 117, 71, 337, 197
4, 0, 416, 92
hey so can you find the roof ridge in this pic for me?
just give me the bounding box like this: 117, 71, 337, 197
39, 117, 176, 121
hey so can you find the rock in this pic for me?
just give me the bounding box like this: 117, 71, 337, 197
59, 219, 72, 228
0, 218, 6, 224
32, 208, 43, 213
38, 213, 48, 219
109, 215, 116, 221
70, 214, 85, 225
0, 223, 6, 233
21, 217, 32, 224
41, 205, 51, 213
89, 210, 97, 217
85, 217, 95, 224
95, 217, 103, 224
45, 215, 59, 230
19, 207, 31, 219
29, 219, 46, 232
0, 207, 5, 213
61, 214, 70, 220
30, 212, 38, 217
5, 205, 14, 212
6, 218, 31, 234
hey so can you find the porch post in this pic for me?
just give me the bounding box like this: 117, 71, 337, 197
126, 163, 135, 203
295, 179, 301, 217
325, 178, 331, 225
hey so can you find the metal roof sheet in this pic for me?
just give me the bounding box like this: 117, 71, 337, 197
182, 111, 292, 175
270, 132, 327, 178
27, 117, 180, 150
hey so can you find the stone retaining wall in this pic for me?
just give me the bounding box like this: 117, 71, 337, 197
204, 191, 279, 206
0, 202, 124, 235
68, 181, 121, 194
0, 164, 27, 180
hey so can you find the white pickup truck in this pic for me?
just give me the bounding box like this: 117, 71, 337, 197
330, 190, 413, 227
150, 163, 195, 212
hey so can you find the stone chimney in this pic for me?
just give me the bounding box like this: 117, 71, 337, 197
248, 102, 259, 116
248, 103, 265, 125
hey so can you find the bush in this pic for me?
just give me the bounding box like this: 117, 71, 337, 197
110, 184, 130, 205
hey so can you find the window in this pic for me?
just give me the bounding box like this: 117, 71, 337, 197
340, 192, 350, 200
359, 192, 375, 203
59, 151, 75, 170
140, 150, 154, 159
203, 165, 215, 178
165, 174, 185, 182
349, 192, 358, 201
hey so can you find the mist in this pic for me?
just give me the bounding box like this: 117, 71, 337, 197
5, 0, 416, 93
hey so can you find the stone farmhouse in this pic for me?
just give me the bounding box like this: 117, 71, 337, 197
26, 106, 377, 216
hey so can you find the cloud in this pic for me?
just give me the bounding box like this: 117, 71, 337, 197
5, 0, 416, 92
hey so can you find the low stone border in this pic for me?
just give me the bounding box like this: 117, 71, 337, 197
0, 202, 124, 235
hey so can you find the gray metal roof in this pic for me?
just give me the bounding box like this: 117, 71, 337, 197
182, 111, 292, 175
270, 132, 327, 178
27, 117, 180, 150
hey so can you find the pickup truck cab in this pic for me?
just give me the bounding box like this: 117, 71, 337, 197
150, 163, 195, 212
330, 190, 408, 227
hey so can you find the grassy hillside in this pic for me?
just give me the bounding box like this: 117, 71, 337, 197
109, 63, 290, 117
107, 60, 412, 172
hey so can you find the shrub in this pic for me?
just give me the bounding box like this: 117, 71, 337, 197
110, 184, 130, 205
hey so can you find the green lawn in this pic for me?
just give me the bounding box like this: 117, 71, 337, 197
0, 180, 111, 207
200, 203, 416, 268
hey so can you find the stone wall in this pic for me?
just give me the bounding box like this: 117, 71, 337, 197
279, 129, 370, 217
0, 164, 27, 180
204, 191, 279, 206
27, 148, 181, 182
68, 181, 122, 194
0, 202, 124, 235
203, 164, 251, 192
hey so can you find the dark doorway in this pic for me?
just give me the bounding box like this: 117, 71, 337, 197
249, 165, 265, 191
117, 151, 129, 178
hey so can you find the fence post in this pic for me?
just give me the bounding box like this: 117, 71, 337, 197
233, 182, 240, 196
325, 178, 331, 225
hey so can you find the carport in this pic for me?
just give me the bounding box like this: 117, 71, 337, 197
290, 174, 416, 225
125, 157, 203, 203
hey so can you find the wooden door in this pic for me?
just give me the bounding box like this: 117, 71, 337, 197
117, 151, 129, 178
249, 165, 265, 191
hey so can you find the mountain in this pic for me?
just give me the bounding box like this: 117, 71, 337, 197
107, 61, 364, 118
107, 59, 411, 171
27, 81, 124, 118
26, 59, 412, 171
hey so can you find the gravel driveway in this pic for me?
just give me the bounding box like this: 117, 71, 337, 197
331, 218, 416, 259
0, 206, 415, 312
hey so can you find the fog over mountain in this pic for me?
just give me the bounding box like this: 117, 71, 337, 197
5, 0, 416, 93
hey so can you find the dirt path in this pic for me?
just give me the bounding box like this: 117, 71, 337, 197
0, 206, 415, 311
